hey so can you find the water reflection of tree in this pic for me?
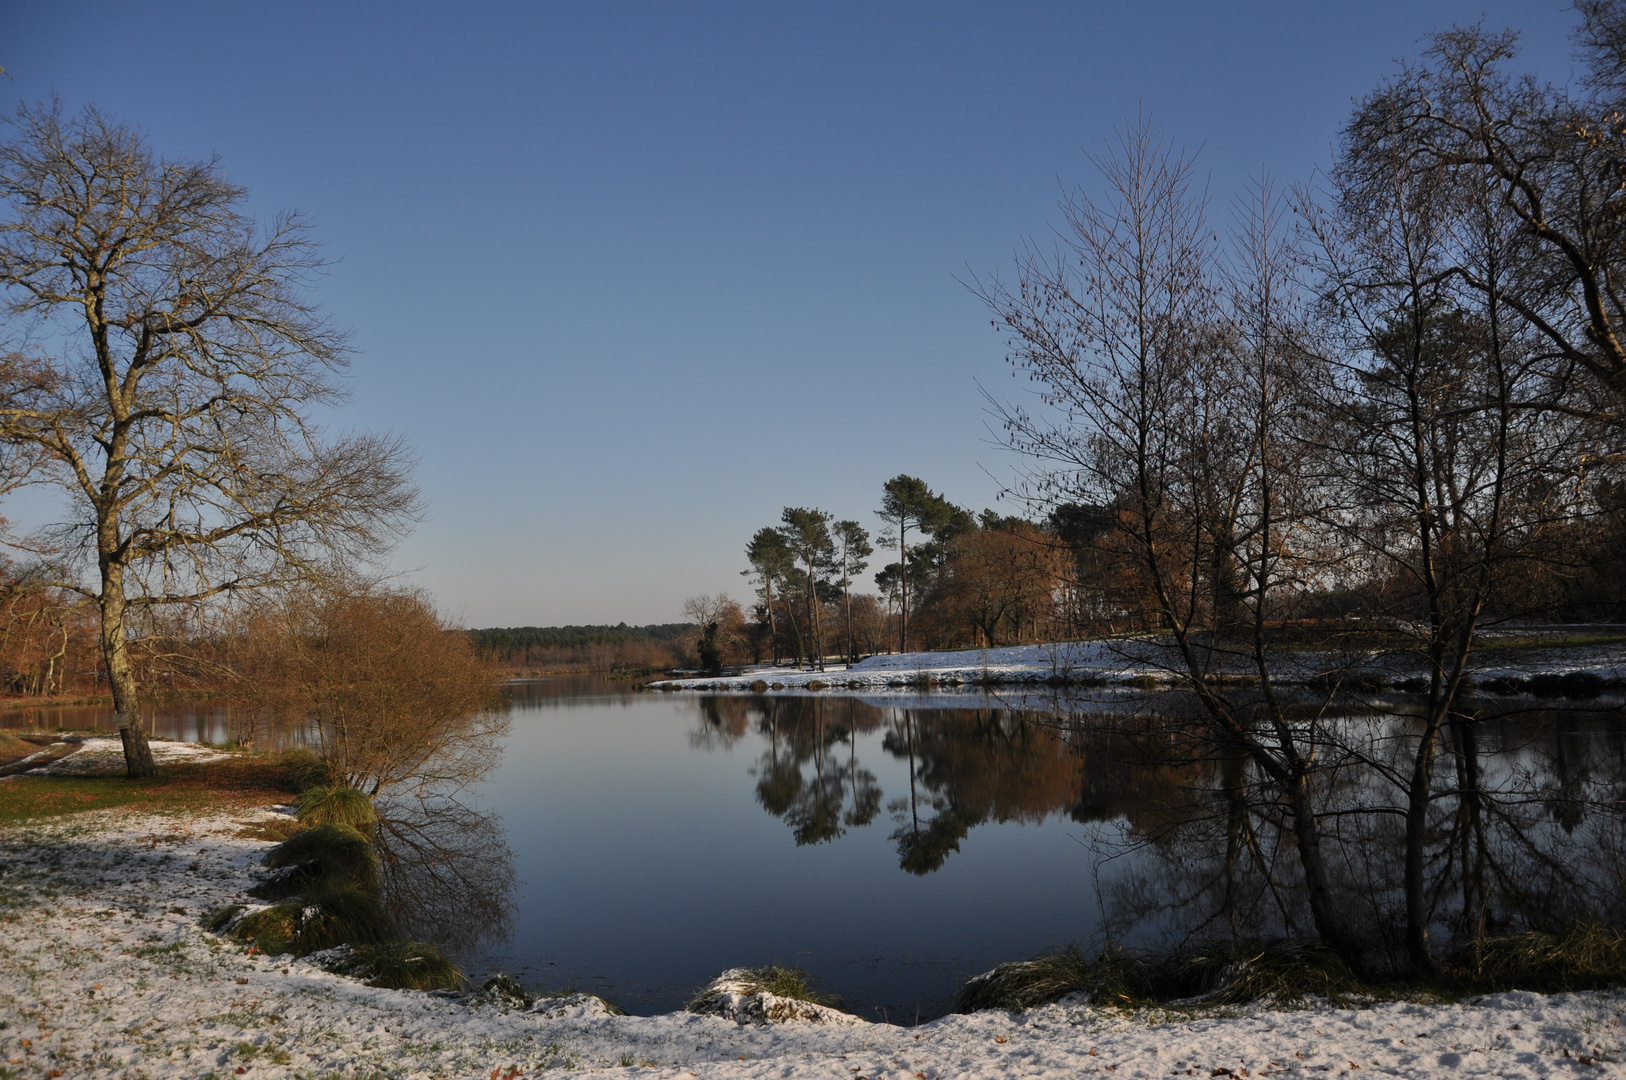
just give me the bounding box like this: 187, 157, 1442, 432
696, 695, 1095, 873
374, 796, 516, 956
754, 698, 871, 846
1075, 701, 1626, 973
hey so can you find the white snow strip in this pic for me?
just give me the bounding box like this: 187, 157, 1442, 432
26, 735, 233, 776
649, 638, 1626, 695
1, 804, 1623, 1078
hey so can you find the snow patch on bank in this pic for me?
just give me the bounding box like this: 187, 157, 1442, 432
648, 637, 1626, 696
1, 805, 1624, 1078
25, 735, 234, 775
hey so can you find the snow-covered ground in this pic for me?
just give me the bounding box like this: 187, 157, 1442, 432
648, 638, 1626, 696
10, 735, 236, 777
2, 803, 1624, 1078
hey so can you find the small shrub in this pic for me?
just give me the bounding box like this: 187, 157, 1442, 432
1520, 672, 1602, 699
1560, 671, 1606, 699
954, 939, 1358, 1013
331, 941, 466, 991
1480, 676, 1527, 696
805, 681, 827, 691
749, 680, 769, 693
1307, 671, 1386, 695
295, 786, 378, 836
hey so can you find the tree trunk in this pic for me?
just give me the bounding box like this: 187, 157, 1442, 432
1287, 774, 1361, 971
843, 574, 855, 666
898, 521, 909, 654
100, 564, 155, 778
1404, 703, 1447, 975
807, 559, 823, 672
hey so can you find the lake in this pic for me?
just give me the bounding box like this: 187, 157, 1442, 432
8, 676, 1625, 1020
463, 679, 1121, 1021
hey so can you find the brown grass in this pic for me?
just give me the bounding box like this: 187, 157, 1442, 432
0, 755, 298, 824
0, 732, 39, 764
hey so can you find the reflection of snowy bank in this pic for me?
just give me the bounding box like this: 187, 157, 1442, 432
2, 806, 1624, 1078
649, 634, 1626, 699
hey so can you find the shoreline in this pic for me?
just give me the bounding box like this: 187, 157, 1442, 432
2, 801, 1623, 1078
645, 637, 1626, 698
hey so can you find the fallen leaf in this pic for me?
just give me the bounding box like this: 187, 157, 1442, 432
996, 1036, 1008, 1044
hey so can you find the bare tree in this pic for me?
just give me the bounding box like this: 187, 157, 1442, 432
978, 120, 1365, 964
1355, 8, 1626, 421
0, 102, 419, 776
1305, 93, 1589, 973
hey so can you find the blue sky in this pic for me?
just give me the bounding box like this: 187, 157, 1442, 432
2, 2, 1581, 627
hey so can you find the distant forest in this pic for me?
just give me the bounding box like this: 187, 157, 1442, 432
468, 623, 695, 674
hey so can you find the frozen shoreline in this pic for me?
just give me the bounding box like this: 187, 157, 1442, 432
647, 635, 1626, 698
2, 803, 1624, 1077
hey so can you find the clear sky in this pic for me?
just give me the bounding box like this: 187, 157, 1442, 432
1, 1, 1583, 627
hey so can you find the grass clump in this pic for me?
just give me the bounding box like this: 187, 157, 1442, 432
955, 945, 1123, 1012
954, 939, 1360, 1014
294, 786, 377, 836
280, 747, 339, 793
469, 972, 535, 1008
329, 941, 466, 991
1442, 921, 1626, 993
229, 884, 392, 955
258, 822, 380, 893
1175, 939, 1359, 1005
688, 965, 841, 1012
204, 904, 246, 933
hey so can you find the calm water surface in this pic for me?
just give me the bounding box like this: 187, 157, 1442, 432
12, 677, 1621, 1020
466, 679, 1116, 1020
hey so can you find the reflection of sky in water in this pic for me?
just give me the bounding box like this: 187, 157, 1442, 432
465, 684, 1117, 1021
